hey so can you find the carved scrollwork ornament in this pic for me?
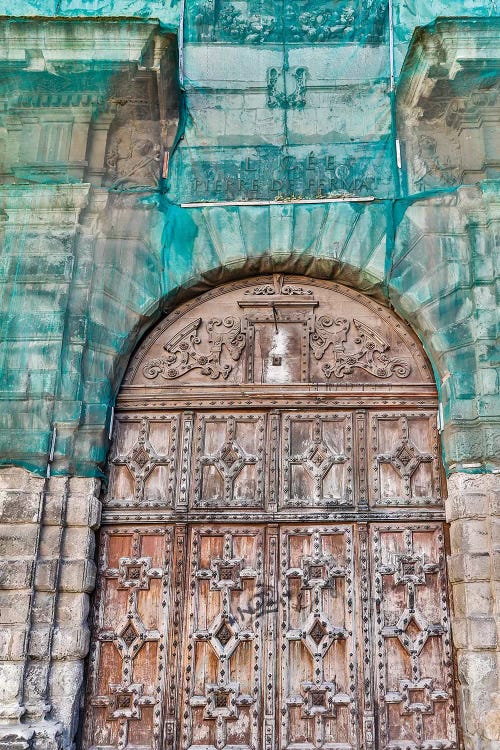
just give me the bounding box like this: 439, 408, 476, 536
311, 317, 411, 379
143, 316, 245, 381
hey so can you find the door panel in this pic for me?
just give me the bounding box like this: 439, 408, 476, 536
86, 522, 458, 750
278, 526, 358, 750
372, 524, 457, 750
191, 412, 267, 509
107, 415, 181, 509
84, 528, 174, 750
368, 413, 442, 507
281, 414, 354, 509
179, 526, 266, 750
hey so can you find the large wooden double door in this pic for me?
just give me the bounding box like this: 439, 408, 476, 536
84, 278, 459, 750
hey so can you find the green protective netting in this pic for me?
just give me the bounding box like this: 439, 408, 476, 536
168, 0, 396, 204
0, 2, 498, 477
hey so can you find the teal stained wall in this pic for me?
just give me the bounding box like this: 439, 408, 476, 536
0, 2, 498, 477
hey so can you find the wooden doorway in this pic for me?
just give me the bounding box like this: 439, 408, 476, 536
84, 277, 459, 750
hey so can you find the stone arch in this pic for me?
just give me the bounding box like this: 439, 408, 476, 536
82, 274, 460, 750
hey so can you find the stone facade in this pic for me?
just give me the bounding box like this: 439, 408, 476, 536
0, 468, 100, 750
446, 474, 500, 750
0, 2, 498, 749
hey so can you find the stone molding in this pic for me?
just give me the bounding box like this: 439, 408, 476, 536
0, 20, 160, 69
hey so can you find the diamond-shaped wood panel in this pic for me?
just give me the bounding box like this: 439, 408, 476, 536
192, 413, 266, 508
281, 413, 353, 508
107, 415, 180, 509
369, 412, 442, 507
180, 527, 264, 750
278, 527, 357, 750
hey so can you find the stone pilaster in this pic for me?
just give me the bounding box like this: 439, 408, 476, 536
0, 468, 100, 750
446, 472, 500, 750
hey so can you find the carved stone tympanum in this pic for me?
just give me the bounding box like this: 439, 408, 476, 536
129, 276, 430, 389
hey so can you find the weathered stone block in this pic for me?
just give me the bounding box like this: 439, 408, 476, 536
32, 593, 55, 626
0, 468, 43, 493
492, 551, 500, 583
446, 492, 490, 522
42, 495, 65, 527
0, 560, 34, 590
480, 691, 500, 742
61, 528, 94, 559
451, 616, 469, 649
0, 627, 27, 660
469, 617, 498, 650
23, 660, 50, 707
449, 553, 492, 583
34, 560, 58, 593
450, 519, 490, 555
38, 527, 61, 559
65, 494, 101, 530
0, 592, 30, 624
48, 660, 84, 700
0, 526, 38, 558
55, 593, 89, 625
51, 626, 90, 660
458, 651, 498, 695
28, 628, 51, 660
0, 662, 23, 708
0, 492, 40, 524
59, 560, 96, 593
463, 582, 494, 617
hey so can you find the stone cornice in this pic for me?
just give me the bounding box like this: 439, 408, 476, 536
0, 18, 160, 70
397, 17, 500, 110
0, 182, 91, 224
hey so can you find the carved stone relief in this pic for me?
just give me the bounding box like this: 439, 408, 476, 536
267, 67, 307, 110
189, 0, 387, 44
132, 277, 430, 389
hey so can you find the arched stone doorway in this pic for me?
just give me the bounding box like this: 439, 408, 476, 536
83, 276, 458, 750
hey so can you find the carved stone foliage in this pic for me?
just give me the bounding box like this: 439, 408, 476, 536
84, 528, 173, 750
280, 527, 357, 750
143, 316, 245, 381
372, 525, 458, 750
188, 0, 387, 44
128, 278, 431, 389
369, 413, 442, 506
192, 412, 266, 508
180, 527, 264, 750
281, 413, 353, 508
267, 67, 307, 110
